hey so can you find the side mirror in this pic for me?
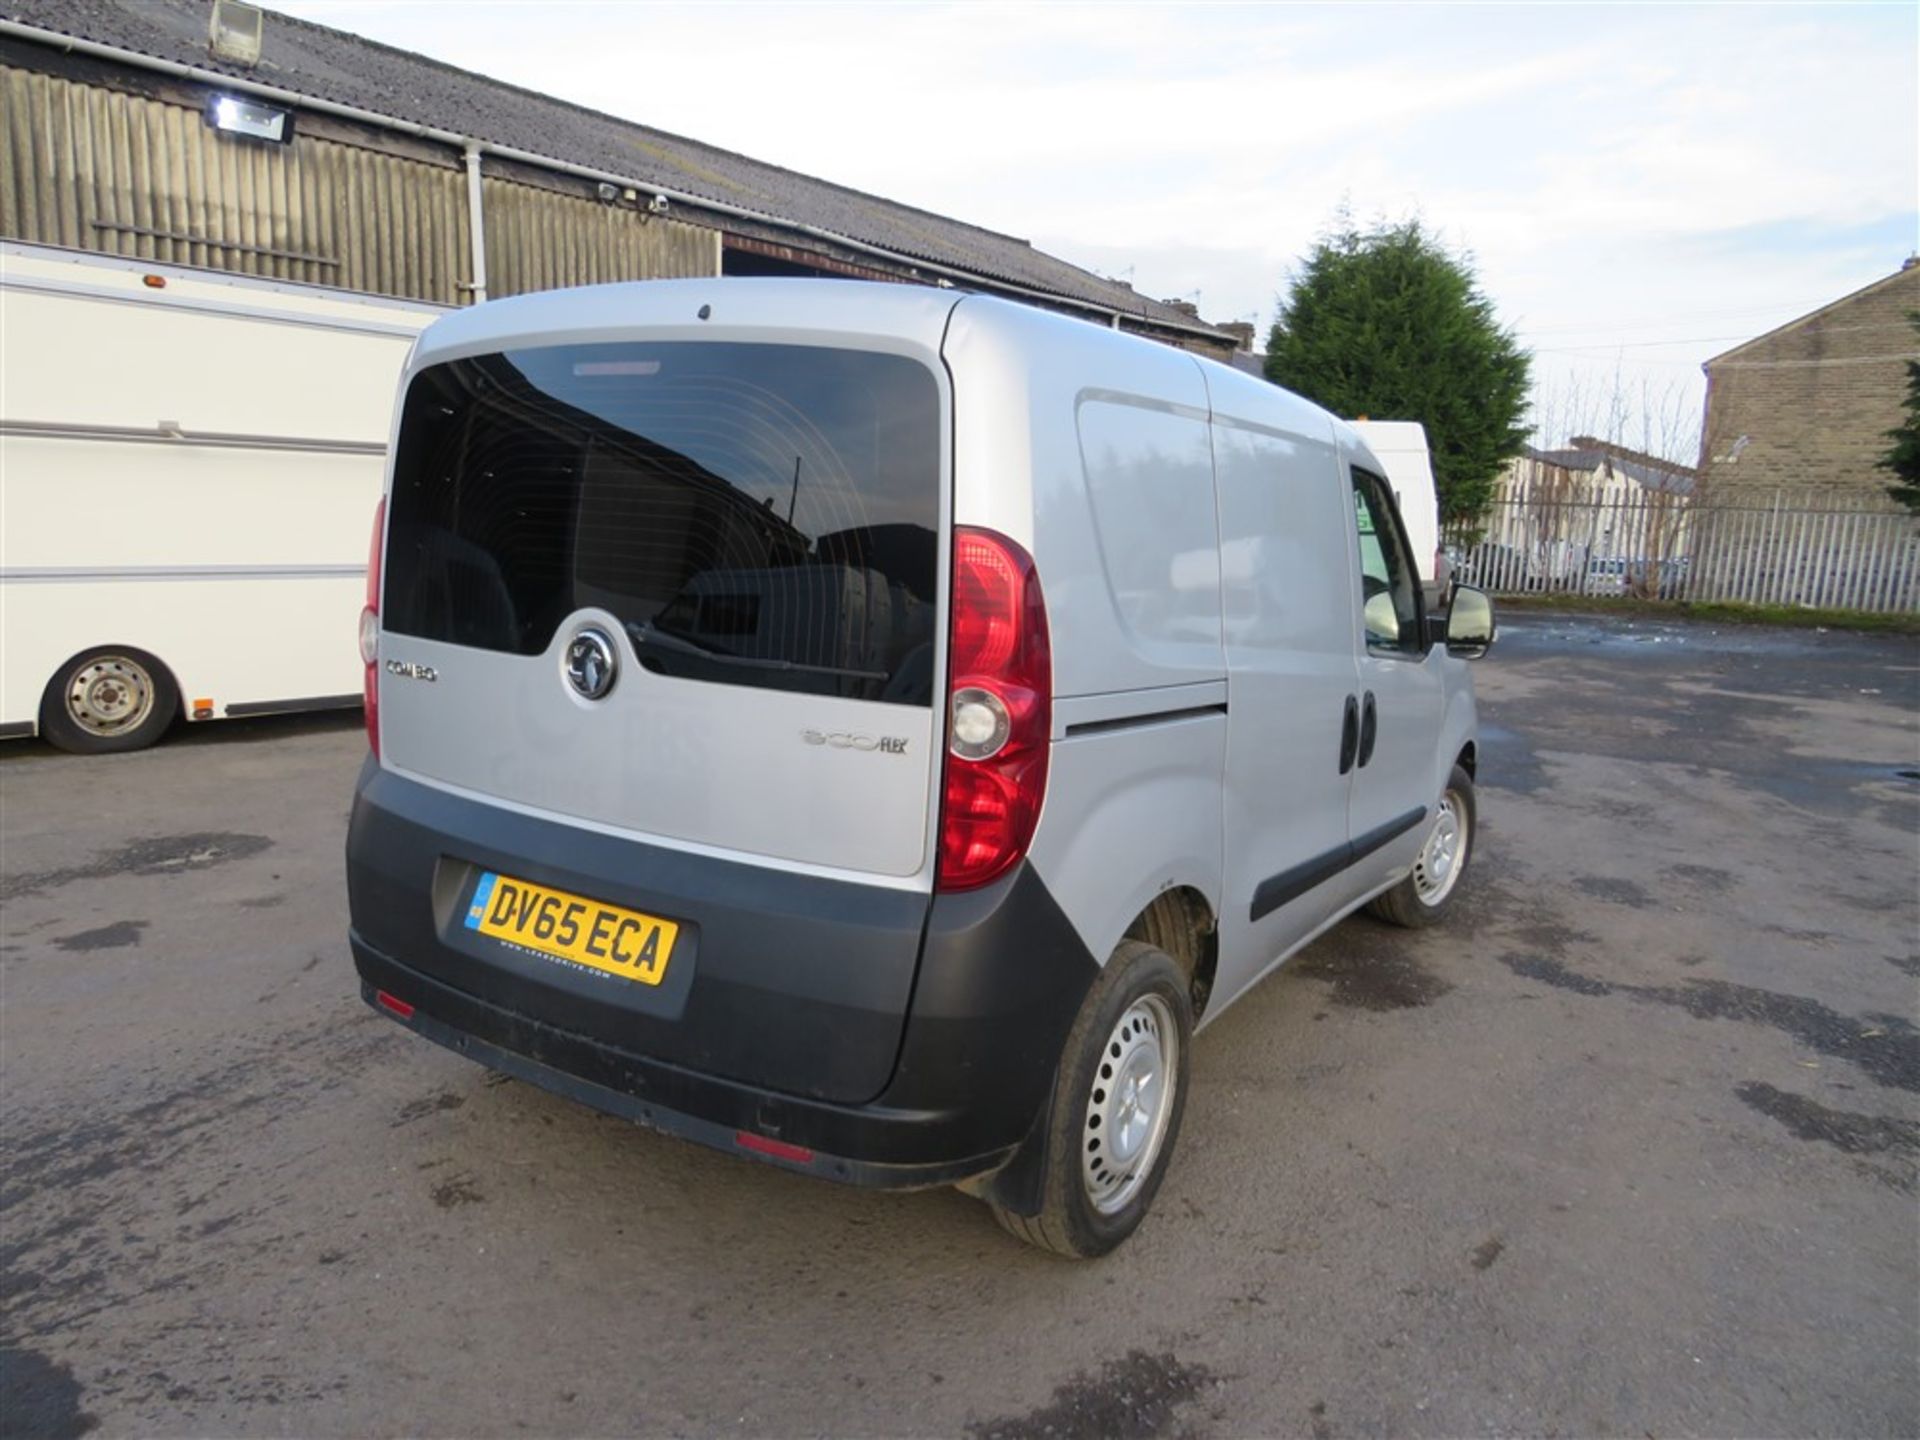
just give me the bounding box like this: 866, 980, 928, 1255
1444, 585, 1495, 659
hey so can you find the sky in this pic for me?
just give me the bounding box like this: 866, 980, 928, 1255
269, 1, 1919, 460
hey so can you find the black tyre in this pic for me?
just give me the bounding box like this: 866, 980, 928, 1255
38, 646, 179, 754
1368, 763, 1476, 929
988, 939, 1193, 1259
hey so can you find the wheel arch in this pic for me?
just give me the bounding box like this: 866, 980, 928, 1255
1123, 885, 1219, 1022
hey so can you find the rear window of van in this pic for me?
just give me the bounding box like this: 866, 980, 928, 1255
383, 342, 941, 705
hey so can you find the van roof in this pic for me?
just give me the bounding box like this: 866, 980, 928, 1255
1180, 347, 1340, 443
411, 277, 966, 367
411, 279, 1351, 454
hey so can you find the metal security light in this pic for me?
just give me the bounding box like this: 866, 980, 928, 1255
206, 94, 294, 144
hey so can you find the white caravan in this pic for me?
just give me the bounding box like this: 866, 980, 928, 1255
1350, 419, 1445, 589
0, 242, 443, 752
347, 280, 1496, 1257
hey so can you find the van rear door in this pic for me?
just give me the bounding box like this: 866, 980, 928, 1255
363, 323, 952, 1106
376, 337, 947, 881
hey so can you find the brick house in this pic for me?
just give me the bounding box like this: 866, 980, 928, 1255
1698, 260, 1920, 500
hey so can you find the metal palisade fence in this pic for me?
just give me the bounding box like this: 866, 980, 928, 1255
1449, 487, 1920, 614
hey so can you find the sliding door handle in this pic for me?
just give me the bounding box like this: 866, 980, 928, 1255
1339, 695, 1360, 775
1358, 691, 1378, 768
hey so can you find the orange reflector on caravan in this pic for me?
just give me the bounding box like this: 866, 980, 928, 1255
142, 274, 167, 289
192, 698, 214, 719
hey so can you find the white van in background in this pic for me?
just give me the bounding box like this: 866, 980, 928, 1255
348, 279, 1497, 1258
1350, 420, 1447, 594
0, 242, 443, 752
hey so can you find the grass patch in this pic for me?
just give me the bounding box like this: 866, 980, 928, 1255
1495, 593, 1920, 636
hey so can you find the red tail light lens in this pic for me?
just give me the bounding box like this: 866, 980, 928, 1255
938, 527, 1051, 891
361, 497, 385, 759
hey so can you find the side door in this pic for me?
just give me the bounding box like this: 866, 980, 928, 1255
1338, 460, 1447, 904
1208, 410, 1365, 1012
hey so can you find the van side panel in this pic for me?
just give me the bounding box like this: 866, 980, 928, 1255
1201, 369, 1365, 1016
943, 299, 1227, 970
941, 299, 1224, 699
1074, 398, 1224, 672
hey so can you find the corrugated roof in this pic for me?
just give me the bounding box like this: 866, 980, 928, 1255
1, 0, 1231, 341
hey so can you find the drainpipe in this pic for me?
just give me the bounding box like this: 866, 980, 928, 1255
462, 142, 487, 304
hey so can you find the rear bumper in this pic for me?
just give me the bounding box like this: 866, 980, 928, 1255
347, 760, 1099, 1187
354, 949, 1011, 1188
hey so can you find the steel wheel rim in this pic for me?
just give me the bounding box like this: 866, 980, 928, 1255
1082, 993, 1178, 1215
1413, 790, 1467, 905
66, 657, 156, 737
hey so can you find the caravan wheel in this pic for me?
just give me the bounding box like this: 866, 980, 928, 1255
39, 647, 179, 754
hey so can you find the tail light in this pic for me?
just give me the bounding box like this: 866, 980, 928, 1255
360, 497, 385, 758
937, 527, 1051, 891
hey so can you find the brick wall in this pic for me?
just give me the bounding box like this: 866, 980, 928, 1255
1699, 263, 1920, 501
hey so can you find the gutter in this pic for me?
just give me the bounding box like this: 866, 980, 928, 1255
0, 16, 1229, 344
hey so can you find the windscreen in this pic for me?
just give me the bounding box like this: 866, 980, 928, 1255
384, 342, 941, 705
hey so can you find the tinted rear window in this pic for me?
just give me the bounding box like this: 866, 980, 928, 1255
384, 342, 941, 705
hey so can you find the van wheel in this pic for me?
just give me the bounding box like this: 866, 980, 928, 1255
1368, 764, 1475, 928
39, 647, 179, 755
988, 940, 1193, 1259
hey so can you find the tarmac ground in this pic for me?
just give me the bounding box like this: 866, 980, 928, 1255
3, 612, 1916, 1437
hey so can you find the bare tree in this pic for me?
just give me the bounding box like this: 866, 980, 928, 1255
1506, 372, 1701, 598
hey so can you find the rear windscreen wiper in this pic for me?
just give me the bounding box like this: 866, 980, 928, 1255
626, 621, 886, 681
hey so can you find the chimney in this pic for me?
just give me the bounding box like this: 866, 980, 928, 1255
1219, 320, 1256, 353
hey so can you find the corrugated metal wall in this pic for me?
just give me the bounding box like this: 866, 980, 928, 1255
1, 64, 469, 302
482, 176, 717, 297
1, 64, 724, 304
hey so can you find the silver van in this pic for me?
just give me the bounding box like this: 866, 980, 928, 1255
347, 280, 1494, 1258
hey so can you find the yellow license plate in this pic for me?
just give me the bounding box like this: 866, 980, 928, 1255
464, 871, 678, 986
